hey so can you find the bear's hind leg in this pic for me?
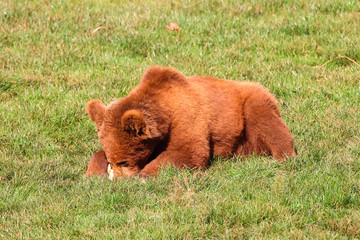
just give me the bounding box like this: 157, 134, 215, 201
243, 95, 295, 161
235, 131, 271, 158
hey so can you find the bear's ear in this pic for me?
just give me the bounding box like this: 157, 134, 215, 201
121, 110, 150, 138
86, 100, 106, 130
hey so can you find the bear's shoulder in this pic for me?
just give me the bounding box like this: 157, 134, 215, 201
140, 66, 188, 87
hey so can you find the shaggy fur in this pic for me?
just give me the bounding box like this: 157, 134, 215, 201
86, 66, 295, 178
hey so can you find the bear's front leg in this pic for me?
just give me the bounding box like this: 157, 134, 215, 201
85, 150, 109, 177
139, 150, 210, 177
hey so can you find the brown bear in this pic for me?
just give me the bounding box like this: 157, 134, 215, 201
86, 66, 295, 178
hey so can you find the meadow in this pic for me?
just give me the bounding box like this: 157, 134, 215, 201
1, 0, 359, 238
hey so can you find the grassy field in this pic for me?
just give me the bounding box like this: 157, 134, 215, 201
1, 0, 360, 238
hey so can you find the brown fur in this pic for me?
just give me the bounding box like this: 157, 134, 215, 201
86, 66, 296, 178
84, 150, 108, 177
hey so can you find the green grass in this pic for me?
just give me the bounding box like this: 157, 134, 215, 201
1, 0, 360, 238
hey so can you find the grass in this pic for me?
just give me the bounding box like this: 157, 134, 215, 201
1, 0, 360, 238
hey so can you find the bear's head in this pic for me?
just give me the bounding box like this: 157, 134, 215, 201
86, 99, 163, 178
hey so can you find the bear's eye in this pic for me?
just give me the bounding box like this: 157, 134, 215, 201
116, 161, 128, 167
